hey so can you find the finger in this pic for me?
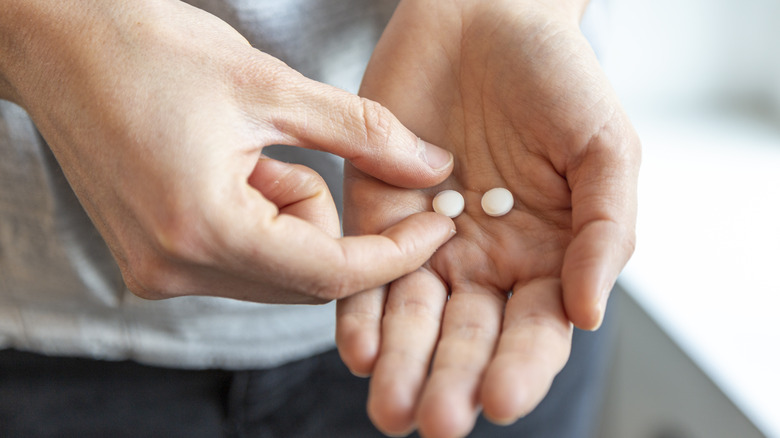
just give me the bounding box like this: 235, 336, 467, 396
416, 285, 505, 438
267, 211, 456, 302
336, 286, 387, 377
561, 218, 633, 330
563, 123, 640, 330
272, 76, 454, 189
365, 268, 448, 436
480, 278, 573, 425
145, 189, 453, 304
248, 157, 339, 237
343, 162, 431, 236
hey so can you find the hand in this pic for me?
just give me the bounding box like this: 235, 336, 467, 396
337, 1, 640, 437
0, 0, 456, 304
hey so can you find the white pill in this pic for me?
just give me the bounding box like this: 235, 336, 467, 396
432, 190, 465, 218
481, 188, 514, 217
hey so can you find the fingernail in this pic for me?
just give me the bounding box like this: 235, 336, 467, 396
419, 138, 453, 170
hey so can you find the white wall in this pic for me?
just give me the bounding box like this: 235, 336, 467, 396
595, 2, 780, 437
602, 0, 780, 118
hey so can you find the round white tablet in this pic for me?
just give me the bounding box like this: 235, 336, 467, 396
432, 190, 465, 218
481, 188, 514, 217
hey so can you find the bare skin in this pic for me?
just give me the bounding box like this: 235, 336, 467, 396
337, 1, 640, 437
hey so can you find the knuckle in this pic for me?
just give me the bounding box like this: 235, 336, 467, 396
230, 53, 296, 93
384, 291, 440, 323
355, 97, 393, 151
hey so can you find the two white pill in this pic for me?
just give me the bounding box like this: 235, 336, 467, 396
432, 188, 514, 218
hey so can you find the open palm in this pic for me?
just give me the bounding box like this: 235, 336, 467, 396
337, 2, 640, 437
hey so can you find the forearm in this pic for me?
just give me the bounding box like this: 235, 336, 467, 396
0, 0, 153, 106
0, 0, 37, 102
1, 0, 79, 103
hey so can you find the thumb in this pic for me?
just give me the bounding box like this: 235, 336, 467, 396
270, 75, 454, 189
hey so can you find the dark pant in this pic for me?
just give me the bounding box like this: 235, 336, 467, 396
0, 312, 614, 438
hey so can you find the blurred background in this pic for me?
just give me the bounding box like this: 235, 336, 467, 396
592, 0, 780, 437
